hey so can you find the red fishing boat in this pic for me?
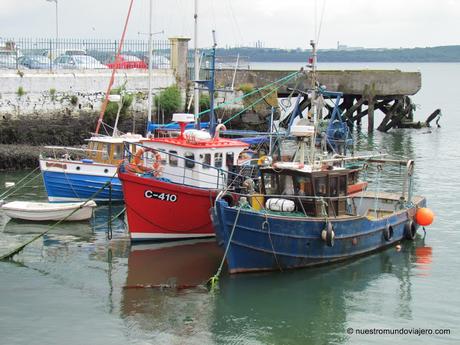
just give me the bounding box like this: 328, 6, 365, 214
119, 113, 249, 241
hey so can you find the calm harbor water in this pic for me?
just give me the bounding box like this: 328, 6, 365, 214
1, 63, 459, 344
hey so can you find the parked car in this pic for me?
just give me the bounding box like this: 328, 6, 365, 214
43, 48, 87, 61
105, 54, 147, 69
18, 55, 51, 69
141, 55, 171, 69
0, 52, 17, 69
53, 55, 107, 69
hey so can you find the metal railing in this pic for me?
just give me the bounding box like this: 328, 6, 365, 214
123, 142, 259, 191
0, 37, 171, 71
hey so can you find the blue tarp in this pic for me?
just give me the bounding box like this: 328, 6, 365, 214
237, 136, 270, 145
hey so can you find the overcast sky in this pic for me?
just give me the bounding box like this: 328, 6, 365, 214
1, 0, 459, 49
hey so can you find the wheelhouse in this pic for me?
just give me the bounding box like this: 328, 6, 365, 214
260, 167, 357, 217
85, 135, 142, 165
141, 134, 249, 189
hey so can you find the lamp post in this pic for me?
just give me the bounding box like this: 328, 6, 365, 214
46, 0, 58, 48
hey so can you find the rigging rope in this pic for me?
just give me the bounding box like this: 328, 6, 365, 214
222, 72, 300, 126
195, 70, 300, 120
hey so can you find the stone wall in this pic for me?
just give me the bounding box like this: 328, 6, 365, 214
0, 69, 175, 118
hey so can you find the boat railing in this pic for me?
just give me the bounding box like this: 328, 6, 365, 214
122, 142, 259, 191
40, 145, 105, 161
222, 190, 407, 219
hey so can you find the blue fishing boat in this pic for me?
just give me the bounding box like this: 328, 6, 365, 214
40, 134, 142, 202
212, 161, 427, 273
211, 40, 433, 273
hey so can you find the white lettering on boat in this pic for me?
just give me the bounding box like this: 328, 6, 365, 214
144, 190, 178, 202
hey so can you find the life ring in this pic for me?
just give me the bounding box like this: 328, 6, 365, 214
132, 147, 146, 166
321, 222, 335, 247
151, 151, 163, 177
383, 224, 394, 241
404, 220, 417, 240
131, 147, 163, 177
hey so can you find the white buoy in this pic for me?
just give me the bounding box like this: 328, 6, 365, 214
5, 182, 15, 188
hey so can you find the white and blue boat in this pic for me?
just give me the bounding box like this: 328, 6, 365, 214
39, 134, 142, 202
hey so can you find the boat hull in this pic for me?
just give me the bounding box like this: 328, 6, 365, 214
1, 201, 96, 221
119, 171, 218, 241
40, 159, 122, 202
213, 197, 426, 273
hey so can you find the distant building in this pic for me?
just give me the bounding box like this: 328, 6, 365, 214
336, 41, 364, 51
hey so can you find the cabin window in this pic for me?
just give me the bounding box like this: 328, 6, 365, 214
157, 149, 167, 165
226, 152, 234, 167
339, 175, 347, 196
184, 152, 195, 169
214, 153, 223, 168
169, 150, 178, 167
315, 176, 327, 196
263, 172, 279, 194
112, 144, 123, 160
87, 142, 95, 159
102, 144, 109, 161
294, 176, 312, 196
201, 153, 211, 169
330, 176, 338, 197
281, 175, 295, 195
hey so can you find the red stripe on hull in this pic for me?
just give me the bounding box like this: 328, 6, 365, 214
119, 171, 218, 240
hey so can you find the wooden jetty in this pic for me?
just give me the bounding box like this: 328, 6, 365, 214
214, 69, 440, 133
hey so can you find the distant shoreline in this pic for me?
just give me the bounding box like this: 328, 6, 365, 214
210, 45, 460, 63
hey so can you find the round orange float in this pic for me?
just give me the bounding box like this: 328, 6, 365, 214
415, 207, 435, 226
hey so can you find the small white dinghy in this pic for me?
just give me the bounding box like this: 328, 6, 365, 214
1, 200, 97, 221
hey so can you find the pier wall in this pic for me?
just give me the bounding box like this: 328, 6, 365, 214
0, 69, 175, 118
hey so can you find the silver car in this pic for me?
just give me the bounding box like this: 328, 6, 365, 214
53, 55, 107, 69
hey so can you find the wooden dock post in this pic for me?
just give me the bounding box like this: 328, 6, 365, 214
367, 96, 375, 132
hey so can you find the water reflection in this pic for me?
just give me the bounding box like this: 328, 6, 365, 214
117, 236, 432, 344
212, 239, 427, 345
120, 239, 222, 343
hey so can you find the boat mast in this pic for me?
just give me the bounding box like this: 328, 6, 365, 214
209, 30, 217, 136
147, 0, 153, 136
309, 39, 318, 165
193, 0, 200, 127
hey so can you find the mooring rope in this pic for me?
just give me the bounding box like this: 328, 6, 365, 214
0, 166, 41, 200
0, 178, 115, 261
208, 205, 243, 290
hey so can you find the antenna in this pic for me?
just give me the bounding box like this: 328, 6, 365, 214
212, 30, 217, 48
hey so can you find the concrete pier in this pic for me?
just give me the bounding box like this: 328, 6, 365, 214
215, 69, 423, 132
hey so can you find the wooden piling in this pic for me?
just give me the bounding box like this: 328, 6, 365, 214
367, 97, 375, 132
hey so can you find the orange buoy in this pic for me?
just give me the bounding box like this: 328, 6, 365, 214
415, 207, 435, 226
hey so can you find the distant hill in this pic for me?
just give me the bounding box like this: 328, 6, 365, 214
211, 45, 460, 62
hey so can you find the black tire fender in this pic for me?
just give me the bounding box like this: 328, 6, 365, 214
404, 220, 417, 240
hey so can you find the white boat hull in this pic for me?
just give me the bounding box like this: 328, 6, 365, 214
1, 201, 97, 222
